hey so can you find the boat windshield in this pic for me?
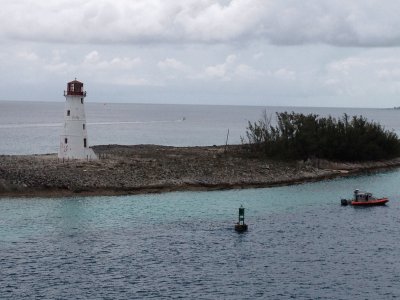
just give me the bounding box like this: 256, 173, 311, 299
354, 191, 375, 201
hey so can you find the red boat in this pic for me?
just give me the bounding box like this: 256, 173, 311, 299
341, 190, 389, 206
351, 198, 389, 206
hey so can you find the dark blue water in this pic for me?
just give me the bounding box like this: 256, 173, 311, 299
1, 170, 400, 299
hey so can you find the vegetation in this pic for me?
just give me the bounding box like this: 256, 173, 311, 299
243, 110, 400, 161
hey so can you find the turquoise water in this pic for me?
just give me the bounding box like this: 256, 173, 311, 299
2, 170, 400, 299
2, 101, 400, 298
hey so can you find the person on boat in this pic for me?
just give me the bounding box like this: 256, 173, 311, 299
354, 189, 359, 201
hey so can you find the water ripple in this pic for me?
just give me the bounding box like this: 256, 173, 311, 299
2, 172, 400, 299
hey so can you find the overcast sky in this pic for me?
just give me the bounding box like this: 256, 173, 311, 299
1, 0, 400, 107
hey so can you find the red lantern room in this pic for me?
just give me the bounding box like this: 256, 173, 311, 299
64, 79, 86, 97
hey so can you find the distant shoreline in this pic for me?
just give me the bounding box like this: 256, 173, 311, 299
1, 144, 400, 198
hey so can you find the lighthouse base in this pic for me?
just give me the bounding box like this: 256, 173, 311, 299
58, 147, 98, 160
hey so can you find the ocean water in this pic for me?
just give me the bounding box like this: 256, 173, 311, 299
0, 100, 399, 154
2, 101, 400, 299
1, 171, 400, 299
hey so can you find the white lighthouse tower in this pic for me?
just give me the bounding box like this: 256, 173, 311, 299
58, 79, 97, 160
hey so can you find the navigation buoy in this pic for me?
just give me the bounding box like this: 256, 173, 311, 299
234, 205, 248, 232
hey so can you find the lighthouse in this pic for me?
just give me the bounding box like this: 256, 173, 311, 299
58, 79, 97, 160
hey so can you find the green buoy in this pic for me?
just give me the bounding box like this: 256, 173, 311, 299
234, 205, 248, 232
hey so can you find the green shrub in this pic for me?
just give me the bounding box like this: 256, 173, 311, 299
243, 111, 400, 161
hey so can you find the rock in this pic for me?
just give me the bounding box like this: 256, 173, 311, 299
1, 145, 400, 197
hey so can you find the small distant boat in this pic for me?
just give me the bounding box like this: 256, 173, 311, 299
341, 189, 389, 206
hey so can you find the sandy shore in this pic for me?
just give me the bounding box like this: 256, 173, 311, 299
1, 144, 400, 198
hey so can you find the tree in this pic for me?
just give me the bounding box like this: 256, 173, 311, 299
243, 111, 400, 161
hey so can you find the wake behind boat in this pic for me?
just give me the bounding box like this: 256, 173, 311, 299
341, 189, 389, 206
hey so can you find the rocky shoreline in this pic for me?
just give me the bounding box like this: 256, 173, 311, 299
1, 144, 400, 198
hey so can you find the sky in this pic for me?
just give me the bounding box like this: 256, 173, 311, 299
1, 0, 400, 108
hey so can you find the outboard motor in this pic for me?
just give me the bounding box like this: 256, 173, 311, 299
341, 199, 349, 206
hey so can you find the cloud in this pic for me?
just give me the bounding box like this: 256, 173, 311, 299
107, 76, 152, 87
79, 51, 148, 85
83, 51, 141, 70
377, 69, 400, 81
321, 54, 400, 99
328, 57, 368, 75
327, 56, 400, 79
272, 68, 296, 80
205, 54, 246, 81
17, 51, 40, 62
205, 55, 236, 80
1, 0, 400, 47
7, 48, 148, 85
158, 58, 189, 72
253, 52, 264, 60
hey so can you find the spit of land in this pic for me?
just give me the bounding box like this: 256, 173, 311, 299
1, 144, 400, 197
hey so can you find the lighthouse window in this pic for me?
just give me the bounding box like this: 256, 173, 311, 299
65, 138, 68, 144
67, 110, 70, 116
81, 98, 84, 104
70, 84, 74, 92
83, 124, 85, 130
84, 138, 87, 148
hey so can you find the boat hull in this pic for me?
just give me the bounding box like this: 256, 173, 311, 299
351, 198, 389, 206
